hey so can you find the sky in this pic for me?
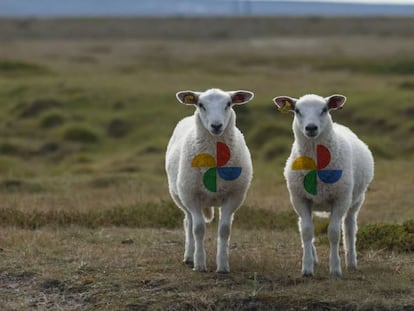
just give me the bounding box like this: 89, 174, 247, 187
1, 0, 414, 17
257, 0, 414, 3
299, 0, 414, 4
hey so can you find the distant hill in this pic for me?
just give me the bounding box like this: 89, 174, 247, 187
1, 0, 414, 17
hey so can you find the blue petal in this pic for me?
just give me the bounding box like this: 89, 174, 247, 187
318, 170, 342, 184
217, 167, 242, 181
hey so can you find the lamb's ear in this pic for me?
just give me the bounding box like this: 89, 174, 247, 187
229, 90, 254, 105
273, 96, 297, 113
326, 95, 346, 110
176, 91, 200, 105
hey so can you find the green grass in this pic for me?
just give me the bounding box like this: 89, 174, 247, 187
0, 59, 50, 75
1, 199, 412, 253
358, 220, 414, 253
60, 124, 100, 143
0, 201, 296, 230
39, 110, 66, 128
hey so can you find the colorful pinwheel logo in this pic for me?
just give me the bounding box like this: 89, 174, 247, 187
292, 144, 342, 195
192, 142, 242, 192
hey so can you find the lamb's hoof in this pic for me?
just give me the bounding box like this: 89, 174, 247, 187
302, 272, 314, 278
193, 265, 207, 272
216, 268, 230, 274
347, 265, 358, 273
330, 271, 342, 279
183, 259, 194, 267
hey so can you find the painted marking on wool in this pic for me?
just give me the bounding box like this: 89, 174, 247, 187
291, 144, 342, 195
192, 142, 242, 192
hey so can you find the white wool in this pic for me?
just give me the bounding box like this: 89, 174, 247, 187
166, 88, 254, 273
274, 93, 374, 277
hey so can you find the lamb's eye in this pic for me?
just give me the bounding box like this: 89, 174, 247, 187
198, 103, 206, 111
321, 107, 328, 115
225, 102, 231, 110
294, 108, 301, 115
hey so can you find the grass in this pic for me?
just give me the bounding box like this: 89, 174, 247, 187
60, 124, 100, 143
0, 17, 413, 310
357, 220, 414, 253
0, 59, 50, 75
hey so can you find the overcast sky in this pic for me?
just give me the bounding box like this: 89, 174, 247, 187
1, 0, 414, 17
292, 0, 414, 3
253, 0, 414, 3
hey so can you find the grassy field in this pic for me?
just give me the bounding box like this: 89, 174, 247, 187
0, 17, 413, 310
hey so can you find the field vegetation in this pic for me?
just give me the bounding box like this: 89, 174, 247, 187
0, 17, 413, 310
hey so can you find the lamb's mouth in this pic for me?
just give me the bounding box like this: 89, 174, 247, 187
306, 132, 318, 138
305, 131, 318, 138
211, 129, 224, 136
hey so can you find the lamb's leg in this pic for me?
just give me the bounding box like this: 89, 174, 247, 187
183, 212, 195, 266
312, 242, 319, 265
191, 209, 207, 272
216, 204, 237, 273
328, 204, 348, 277
293, 197, 314, 277
299, 214, 315, 276
343, 196, 363, 271
171, 193, 194, 266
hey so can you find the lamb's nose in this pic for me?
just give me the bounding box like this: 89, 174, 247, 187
211, 123, 223, 131
305, 124, 318, 133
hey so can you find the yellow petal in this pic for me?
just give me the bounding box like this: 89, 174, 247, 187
292, 156, 317, 170
191, 153, 216, 167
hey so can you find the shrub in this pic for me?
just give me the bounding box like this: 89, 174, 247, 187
357, 221, 414, 253
0, 60, 49, 75
0, 142, 20, 156
40, 111, 65, 128
61, 125, 100, 143
15, 99, 62, 118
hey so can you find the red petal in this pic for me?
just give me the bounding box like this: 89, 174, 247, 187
217, 142, 231, 166
317, 144, 331, 169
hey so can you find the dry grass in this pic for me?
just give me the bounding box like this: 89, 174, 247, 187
0, 227, 412, 310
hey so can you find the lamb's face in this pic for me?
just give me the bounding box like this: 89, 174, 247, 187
294, 96, 331, 139
273, 94, 347, 140
176, 88, 254, 137
197, 90, 233, 136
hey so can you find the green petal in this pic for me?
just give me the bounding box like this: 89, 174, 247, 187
203, 167, 217, 192
304, 170, 317, 195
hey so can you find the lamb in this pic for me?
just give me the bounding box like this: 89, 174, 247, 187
273, 94, 374, 277
166, 88, 254, 273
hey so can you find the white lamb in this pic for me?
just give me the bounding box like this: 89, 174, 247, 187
273, 94, 374, 277
166, 88, 254, 273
